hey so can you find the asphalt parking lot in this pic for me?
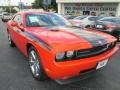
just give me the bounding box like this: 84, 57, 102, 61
0, 19, 120, 90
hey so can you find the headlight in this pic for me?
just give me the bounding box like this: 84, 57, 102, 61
56, 52, 65, 60
66, 51, 74, 58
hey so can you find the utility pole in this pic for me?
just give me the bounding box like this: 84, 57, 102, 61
8, 0, 12, 15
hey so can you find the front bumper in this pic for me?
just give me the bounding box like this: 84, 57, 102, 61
44, 46, 119, 80
55, 68, 97, 84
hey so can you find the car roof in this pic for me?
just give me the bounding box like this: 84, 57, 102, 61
100, 17, 120, 20
78, 15, 97, 17
76, 15, 98, 18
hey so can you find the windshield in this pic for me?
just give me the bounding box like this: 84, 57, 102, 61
26, 13, 71, 27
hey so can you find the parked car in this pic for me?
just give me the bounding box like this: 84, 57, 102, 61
94, 17, 120, 41
70, 16, 102, 28
7, 11, 118, 81
64, 15, 77, 20
0, 11, 3, 16
1, 12, 11, 22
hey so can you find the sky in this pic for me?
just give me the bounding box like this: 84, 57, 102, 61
0, 0, 34, 6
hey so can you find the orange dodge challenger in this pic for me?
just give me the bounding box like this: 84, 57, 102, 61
7, 11, 119, 81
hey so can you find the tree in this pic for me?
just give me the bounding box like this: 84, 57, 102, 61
51, 0, 57, 10
5, 6, 17, 13
32, 0, 43, 9
32, 0, 57, 11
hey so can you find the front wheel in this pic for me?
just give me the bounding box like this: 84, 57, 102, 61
28, 46, 47, 81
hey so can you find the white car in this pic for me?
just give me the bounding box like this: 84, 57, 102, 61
70, 16, 101, 28
1, 12, 12, 22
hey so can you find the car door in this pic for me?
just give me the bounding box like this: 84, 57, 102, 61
11, 14, 28, 55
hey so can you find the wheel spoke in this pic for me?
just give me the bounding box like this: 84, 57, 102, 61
35, 65, 39, 76
29, 50, 40, 77
8, 34, 11, 44
31, 51, 36, 60
31, 65, 35, 74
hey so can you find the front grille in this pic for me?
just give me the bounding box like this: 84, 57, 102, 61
76, 43, 116, 59
56, 42, 116, 62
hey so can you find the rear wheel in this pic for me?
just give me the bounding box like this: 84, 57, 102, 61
28, 46, 47, 81
8, 33, 15, 47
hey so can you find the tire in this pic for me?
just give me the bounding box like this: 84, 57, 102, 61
8, 33, 15, 47
28, 46, 47, 81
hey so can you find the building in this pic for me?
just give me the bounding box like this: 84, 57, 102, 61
56, 0, 120, 17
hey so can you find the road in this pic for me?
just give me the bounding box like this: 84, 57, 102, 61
0, 20, 120, 90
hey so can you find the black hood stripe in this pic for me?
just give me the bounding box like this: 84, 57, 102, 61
24, 31, 51, 51
61, 27, 108, 47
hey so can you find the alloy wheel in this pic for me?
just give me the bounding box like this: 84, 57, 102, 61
8, 33, 12, 45
29, 50, 40, 77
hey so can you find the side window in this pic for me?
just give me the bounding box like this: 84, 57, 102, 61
74, 16, 87, 20
88, 17, 97, 21
13, 15, 23, 26
100, 18, 116, 22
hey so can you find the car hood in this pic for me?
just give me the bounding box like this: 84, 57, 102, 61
97, 21, 120, 27
26, 26, 116, 52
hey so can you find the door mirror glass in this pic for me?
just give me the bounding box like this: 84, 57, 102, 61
11, 21, 25, 32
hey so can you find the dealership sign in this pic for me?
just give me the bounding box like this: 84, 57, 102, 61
64, 3, 117, 16
65, 3, 117, 11
65, 6, 116, 11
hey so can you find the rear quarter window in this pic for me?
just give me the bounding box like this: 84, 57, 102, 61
74, 16, 87, 20
88, 17, 98, 21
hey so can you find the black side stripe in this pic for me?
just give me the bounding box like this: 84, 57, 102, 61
24, 31, 51, 51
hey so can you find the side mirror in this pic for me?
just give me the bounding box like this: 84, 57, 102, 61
11, 21, 25, 32
19, 26, 25, 32
11, 21, 18, 26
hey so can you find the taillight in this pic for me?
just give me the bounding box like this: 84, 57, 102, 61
105, 25, 117, 32
106, 25, 116, 29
